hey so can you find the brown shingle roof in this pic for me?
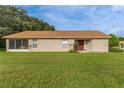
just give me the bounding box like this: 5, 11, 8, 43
3, 30, 110, 39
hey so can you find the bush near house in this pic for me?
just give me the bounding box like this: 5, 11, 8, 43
109, 47, 123, 52
68, 49, 77, 53
0, 48, 5, 51
73, 41, 78, 51
68, 42, 78, 53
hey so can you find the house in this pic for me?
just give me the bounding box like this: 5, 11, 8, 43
119, 41, 124, 49
3, 30, 110, 52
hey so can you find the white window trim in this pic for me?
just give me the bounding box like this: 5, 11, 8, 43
32, 39, 37, 48
62, 39, 68, 48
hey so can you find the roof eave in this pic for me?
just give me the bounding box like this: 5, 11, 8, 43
2, 37, 111, 39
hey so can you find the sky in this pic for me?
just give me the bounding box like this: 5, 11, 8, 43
16, 5, 124, 36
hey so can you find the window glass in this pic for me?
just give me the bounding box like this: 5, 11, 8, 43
62, 40, 68, 48
16, 40, 21, 49
32, 39, 37, 48
23, 39, 28, 49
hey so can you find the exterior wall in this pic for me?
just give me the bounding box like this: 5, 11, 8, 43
85, 39, 109, 52
119, 42, 124, 49
6, 38, 109, 52
7, 49, 29, 52
91, 39, 109, 52
29, 39, 75, 52
86, 40, 92, 52
68, 39, 75, 50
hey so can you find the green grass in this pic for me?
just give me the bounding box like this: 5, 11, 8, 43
0, 52, 124, 88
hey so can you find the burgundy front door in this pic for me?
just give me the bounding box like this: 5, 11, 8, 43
77, 40, 84, 50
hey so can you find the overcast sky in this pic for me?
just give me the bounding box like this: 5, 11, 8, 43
16, 5, 124, 36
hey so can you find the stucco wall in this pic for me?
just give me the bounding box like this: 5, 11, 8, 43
91, 39, 109, 52
29, 39, 109, 52
6, 38, 109, 52
86, 40, 92, 52
29, 39, 75, 52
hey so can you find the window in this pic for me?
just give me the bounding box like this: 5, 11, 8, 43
32, 39, 37, 48
62, 39, 68, 48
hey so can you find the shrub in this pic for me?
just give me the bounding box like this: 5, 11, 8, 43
109, 47, 123, 52
73, 42, 77, 51
68, 49, 77, 53
0, 48, 5, 51
72, 41, 78, 52
109, 34, 119, 48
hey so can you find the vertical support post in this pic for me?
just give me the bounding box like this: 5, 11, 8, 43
28, 39, 31, 51
6, 39, 9, 52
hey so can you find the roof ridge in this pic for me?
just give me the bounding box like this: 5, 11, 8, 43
23, 30, 101, 33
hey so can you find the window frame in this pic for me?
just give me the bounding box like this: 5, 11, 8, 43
32, 39, 37, 48
62, 39, 68, 48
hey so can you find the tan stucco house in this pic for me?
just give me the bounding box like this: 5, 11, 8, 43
120, 41, 124, 49
3, 30, 110, 52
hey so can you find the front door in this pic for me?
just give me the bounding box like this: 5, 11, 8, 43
77, 40, 84, 50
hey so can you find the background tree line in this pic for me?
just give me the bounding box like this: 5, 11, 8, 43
109, 34, 124, 52
0, 5, 55, 48
109, 34, 124, 48
0, 5, 124, 50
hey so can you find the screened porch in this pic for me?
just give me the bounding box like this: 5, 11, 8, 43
9, 39, 29, 50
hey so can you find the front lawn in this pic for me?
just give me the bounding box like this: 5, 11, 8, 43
0, 52, 124, 88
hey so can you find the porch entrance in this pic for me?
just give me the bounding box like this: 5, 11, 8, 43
77, 40, 84, 50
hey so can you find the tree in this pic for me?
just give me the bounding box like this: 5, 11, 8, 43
109, 34, 119, 48
118, 37, 124, 41
0, 5, 55, 48
0, 27, 13, 48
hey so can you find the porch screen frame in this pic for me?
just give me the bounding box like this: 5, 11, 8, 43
9, 39, 28, 49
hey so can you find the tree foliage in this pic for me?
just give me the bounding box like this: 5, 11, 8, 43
0, 5, 55, 48
118, 37, 124, 41
109, 34, 119, 48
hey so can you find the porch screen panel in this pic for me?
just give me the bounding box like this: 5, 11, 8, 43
23, 39, 28, 49
9, 39, 15, 49
16, 40, 22, 49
